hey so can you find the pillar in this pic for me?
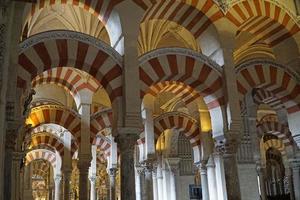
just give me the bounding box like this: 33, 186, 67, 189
116, 132, 139, 200
152, 167, 158, 200
143, 162, 154, 200
156, 163, 164, 200
135, 166, 143, 200
54, 175, 62, 200
207, 156, 217, 200
292, 162, 300, 200
286, 167, 295, 200
89, 176, 96, 200
23, 164, 34, 200
199, 163, 210, 200
168, 158, 180, 200
256, 164, 267, 200
78, 159, 90, 200
216, 137, 241, 200
11, 151, 23, 200
109, 168, 118, 200
63, 169, 71, 200
77, 95, 92, 200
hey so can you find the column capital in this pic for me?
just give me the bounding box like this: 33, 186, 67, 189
289, 159, 300, 170
115, 131, 139, 152
89, 175, 96, 183
135, 165, 145, 175
109, 168, 118, 177
214, 133, 240, 155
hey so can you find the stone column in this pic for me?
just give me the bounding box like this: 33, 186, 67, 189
116, 132, 139, 200
199, 163, 210, 200
23, 164, 34, 200
135, 166, 143, 200
162, 167, 170, 200
256, 164, 267, 200
207, 156, 217, 200
54, 175, 62, 200
89, 176, 96, 200
11, 151, 23, 200
143, 162, 154, 200
63, 169, 72, 200
286, 167, 295, 200
78, 159, 91, 200
48, 184, 53, 200
216, 136, 241, 200
152, 168, 158, 200
156, 163, 164, 200
292, 162, 300, 200
109, 168, 118, 200
168, 158, 180, 200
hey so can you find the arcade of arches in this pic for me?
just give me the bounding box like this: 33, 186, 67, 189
1, 0, 300, 200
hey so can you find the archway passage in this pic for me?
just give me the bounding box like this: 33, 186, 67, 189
18, 30, 123, 103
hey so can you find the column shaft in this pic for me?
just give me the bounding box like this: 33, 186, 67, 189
116, 134, 138, 200
200, 164, 209, 200
109, 168, 117, 200
144, 164, 154, 200
90, 176, 96, 200
292, 166, 300, 200
257, 165, 267, 200
63, 170, 71, 200
152, 170, 158, 200
207, 157, 217, 200
78, 161, 90, 200
54, 176, 62, 200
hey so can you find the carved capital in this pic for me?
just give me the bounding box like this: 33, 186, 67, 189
109, 168, 118, 177
115, 132, 139, 152
214, 132, 241, 155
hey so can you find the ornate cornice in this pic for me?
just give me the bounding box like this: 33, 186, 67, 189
19, 30, 123, 66
138, 47, 223, 75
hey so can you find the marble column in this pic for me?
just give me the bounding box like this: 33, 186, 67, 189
199, 163, 210, 200
109, 168, 118, 200
54, 175, 62, 200
216, 137, 241, 200
23, 164, 34, 200
292, 162, 300, 200
156, 164, 164, 200
116, 133, 139, 200
143, 163, 154, 200
256, 164, 267, 200
78, 159, 91, 200
48, 185, 53, 200
152, 169, 158, 200
162, 167, 170, 200
135, 166, 144, 200
207, 156, 217, 200
168, 158, 180, 200
63, 169, 72, 200
89, 176, 96, 200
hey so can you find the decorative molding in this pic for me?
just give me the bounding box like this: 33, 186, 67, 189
138, 47, 223, 75
19, 30, 123, 66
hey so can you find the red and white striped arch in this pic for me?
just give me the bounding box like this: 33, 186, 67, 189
252, 88, 284, 110
23, 0, 124, 54
93, 135, 111, 153
25, 149, 57, 169
153, 111, 201, 163
32, 67, 100, 99
257, 121, 293, 147
30, 134, 65, 156
141, 0, 223, 39
227, 0, 300, 47
90, 109, 113, 139
27, 105, 81, 142
139, 48, 224, 136
31, 125, 78, 153
147, 81, 203, 107
236, 60, 300, 114
140, 0, 223, 54
18, 30, 123, 103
